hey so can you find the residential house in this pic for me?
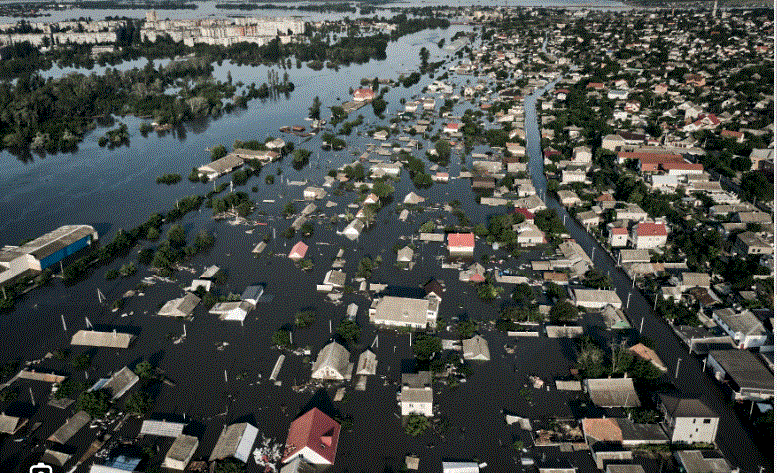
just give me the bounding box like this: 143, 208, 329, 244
631, 222, 668, 249
303, 187, 326, 200
657, 394, 719, 444
514, 223, 545, 246
571, 288, 622, 310
448, 233, 475, 256
711, 308, 768, 349
163, 435, 199, 471
462, 335, 490, 361
706, 350, 774, 402
356, 350, 377, 376
353, 88, 375, 102
674, 450, 733, 473
158, 293, 200, 318
561, 169, 587, 184
557, 190, 582, 207
343, 219, 365, 241
311, 341, 352, 381
369, 296, 439, 329
629, 343, 667, 372
210, 301, 252, 322
288, 241, 309, 261
281, 408, 340, 465
734, 232, 772, 255
209, 422, 259, 463
400, 371, 433, 417
584, 378, 640, 407
197, 154, 244, 180
397, 246, 413, 263
572, 146, 592, 163
609, 227, 629, 248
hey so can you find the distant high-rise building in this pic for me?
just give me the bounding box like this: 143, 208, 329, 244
146, 10, 158, 24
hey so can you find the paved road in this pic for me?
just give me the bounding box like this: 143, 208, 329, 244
523, 82, 769, 473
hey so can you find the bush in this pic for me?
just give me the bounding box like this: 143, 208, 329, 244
156, 173, 182, 185
405, 414, 430, 437
272, 329, 292, 348
294, 310, 316, 328
76, 390, 110, 417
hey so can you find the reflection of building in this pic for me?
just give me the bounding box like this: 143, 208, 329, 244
1, 225, 98, 285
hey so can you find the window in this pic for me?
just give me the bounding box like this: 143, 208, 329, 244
703, 419, 711, 424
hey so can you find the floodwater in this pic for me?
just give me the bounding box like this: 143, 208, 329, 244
0, 22, 598, 473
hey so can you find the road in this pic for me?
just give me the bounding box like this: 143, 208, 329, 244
523, 79, 769, 473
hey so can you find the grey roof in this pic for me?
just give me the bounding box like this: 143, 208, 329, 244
241, 285, 263, 302
371, 296, 432, 327
675, 450, 732, 473
200, 265, 220, 279
165, 434, 199, 462
199, 154, 244, 175
606, 466, 645, 473
49, 410, 91, 444
585, 378, 640, 407
462, 335, 491, 360
40, 449, 72, 467
324, 270, 347, 287
397, 246, 414, 262
140, 419, 187, 437
71, 330, 134, 348
619, 249, 650, 263
659, 394, 717, 419
712, 308, 766, 336
707, 350, 774, 393
615, 418, 667, 443
402, 371, 431, 388
311, 341, 351, 379
0, 413, 26, 434
1, 225, 96, 262
280, 457, 319, 473
356, 350, 377, 375
102, 366, 139, 400
682, 272, 711, 288
209, 422, 257, 461
159, 293, 200, 317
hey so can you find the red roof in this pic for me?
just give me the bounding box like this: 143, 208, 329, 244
635, 222, 667, 237
660, 162, 704, 171
448, 233, 475, 248
512, 208, 535, 220
353, 88, 375, 100
289, 241, 309, 259
597, 193, 615, 202
445, 123, 461, 130
470, 273, 486, 283
611, 227, 628, 235
721, 130, 743, 139
555, 89, 570, 94
282, 408, 340, 464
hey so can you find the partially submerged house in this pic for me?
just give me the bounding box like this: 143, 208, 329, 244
209, 422, 259, 463
400, 371, 433, 417
281, 408, 341, 465
462, 335, 490, 361
158, 292, 200, 318
311, 341, 353, 381
369, 296, 439, 329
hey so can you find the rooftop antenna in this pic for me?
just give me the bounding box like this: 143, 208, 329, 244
85, 317, 93, 329
97, 288, 105, 304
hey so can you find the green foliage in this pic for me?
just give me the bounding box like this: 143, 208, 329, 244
156, 173, 182, 185
283, 202, 296, 217
457, 319, 478, 338
232, 169, 249, 186
72, 353, 92, 369
309, 96, 321, 120
583, 269, 612, 289
477, 281, 504, 301
549, 301, 578, 324
740, 171, 773, 202
134, 361, 153, 379
419, 221, 435, 233
125, 390, 153, 416
272, 329, 292, 348
357, 256, 380, 278
76, 390, 110, 417
575, 336, 608, 379
214, 459, 247, 473
294, 310, 316, 328
404, 414, 431, 437
336, 319, 360, 341
546, 282, 567, 301
211, 144, 228, 161
413, 334, 442, 361
371, 180, 395, 198
534, 209, 566, 235
54, 379, 87, 400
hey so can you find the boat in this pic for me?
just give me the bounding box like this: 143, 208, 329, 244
292, 125, 305, 132
279, 126, 291, 133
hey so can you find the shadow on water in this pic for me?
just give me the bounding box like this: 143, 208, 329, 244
297, 388, 339, 421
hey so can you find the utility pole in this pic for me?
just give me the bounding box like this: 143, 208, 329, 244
639, 317, 644, 335
626, 292, 631, 309
674, 358, 681, 379
61, 314, 67, 332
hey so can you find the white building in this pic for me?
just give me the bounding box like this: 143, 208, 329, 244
311, 341, 353, 381
400, 371, 433, 417
572, 146, 592, 163
658, 394, 719, 444
571, 288, 622, 310
631, 222, 668, 249
369, 296, 439, 329
711, 308, 768, 349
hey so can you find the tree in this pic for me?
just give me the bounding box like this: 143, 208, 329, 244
336, 319, 360, 341
211, 144, 227, 161
405, 414, 430, 437
413, 334, 442, 361
134, 360, 153, 379
272, 329, 292, 348
372, 97, 387, 116
434, 139, 451, 161
549, 301, 578, 324
419, 47, 429, 71
76, 390, 110, 417
294, 310, 316, 328
546, 282, 566, 301
457, 320, 477, 338
167, 224, 186, 248
575, 336, 607, 378
309, 96, 321, 120
583, 269, 612, 289
372, 180, 394, 198
125, 390, 152, 416
740, 171, 773, 202
214, 459, 247, 473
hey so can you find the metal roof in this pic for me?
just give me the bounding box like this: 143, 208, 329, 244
165, 434, 199, 461
140, 419, 186, 437
13, 225, 96, 261
49, 410, 91, 444
102, 366, 139, 400
707, 350, 774, 393
585, 378, 640, 407
71, 330, 134, 348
